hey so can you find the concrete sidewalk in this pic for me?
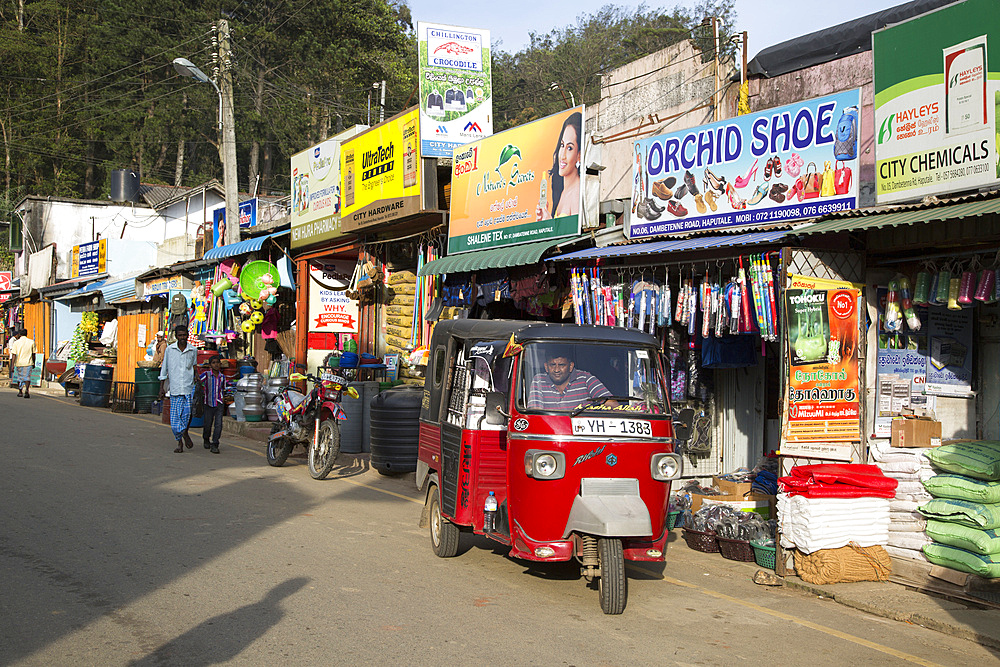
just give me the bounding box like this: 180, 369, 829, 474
19, 384, 1000, 650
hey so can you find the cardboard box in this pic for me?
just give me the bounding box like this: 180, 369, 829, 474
713, 475, 753, 498
891, 416, 942, 448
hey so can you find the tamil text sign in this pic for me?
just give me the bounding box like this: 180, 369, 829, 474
448, 106, 584, 254
629, 89, 862, 239
782, 288, 862, 456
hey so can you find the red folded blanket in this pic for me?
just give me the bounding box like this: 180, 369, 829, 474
779, 464, 898, 499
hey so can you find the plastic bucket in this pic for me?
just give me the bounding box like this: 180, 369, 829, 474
81, 364, 114, 408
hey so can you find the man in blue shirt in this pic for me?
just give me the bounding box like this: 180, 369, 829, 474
198, 354, 232, 454
159, 324, 197, 453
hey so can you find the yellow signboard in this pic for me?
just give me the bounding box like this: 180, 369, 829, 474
340, 108, 422, 233
448, 106, 583, 254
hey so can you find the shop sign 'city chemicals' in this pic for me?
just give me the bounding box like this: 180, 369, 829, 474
629, 89, 862, 239
873, 0, 1000, 203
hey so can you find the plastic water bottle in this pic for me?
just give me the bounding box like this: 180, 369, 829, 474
484, 492, 498, 533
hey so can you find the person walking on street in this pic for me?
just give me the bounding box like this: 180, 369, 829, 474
9, 329, 36, 398
198, 354, 232, 454
159, 324, 197, 453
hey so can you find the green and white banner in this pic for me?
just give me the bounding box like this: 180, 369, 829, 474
417, 22, 492, 158
873, 0, 1000, 203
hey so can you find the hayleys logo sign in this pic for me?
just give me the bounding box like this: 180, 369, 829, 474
873, 1, 999, 203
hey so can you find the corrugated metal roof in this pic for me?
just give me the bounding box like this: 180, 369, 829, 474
203, 230, 290, 260
549, 230, 789, 262
795, 194, 1000, 236
58, 279, 106, 300
418, 237, 584, 277
101, 278, 137, 303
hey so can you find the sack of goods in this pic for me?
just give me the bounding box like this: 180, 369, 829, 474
388, 270, 417, 285
915, 441, 1000, 578
795, 544, 892, 585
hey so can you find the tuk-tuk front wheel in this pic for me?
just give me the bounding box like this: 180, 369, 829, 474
598, 538, 627, 615
429, 486, 459, 558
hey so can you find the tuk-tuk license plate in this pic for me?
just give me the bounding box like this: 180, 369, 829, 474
571, 417, 653, 438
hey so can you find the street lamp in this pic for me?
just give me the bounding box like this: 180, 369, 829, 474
172, 52, 239, 246
173, 57, 221, 129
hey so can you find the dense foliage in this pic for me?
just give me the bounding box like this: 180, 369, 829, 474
0, 0, 733, 209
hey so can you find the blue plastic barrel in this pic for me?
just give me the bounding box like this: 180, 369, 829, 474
80, 364, 114, 408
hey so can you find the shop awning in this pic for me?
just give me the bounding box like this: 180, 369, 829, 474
418, 237, 583, 277
549, 230, 790, 262
57, 279, 106, 300
794, 195, 1000, 236
203, 230, 290, 261
100, 278, 137, 303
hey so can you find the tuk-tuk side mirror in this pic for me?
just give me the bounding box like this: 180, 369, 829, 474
484, 391, 509, 426
672, 407, 695, 442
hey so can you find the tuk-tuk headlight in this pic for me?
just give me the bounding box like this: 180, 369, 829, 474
651, 453, 682, 481
524, 450, 565, 480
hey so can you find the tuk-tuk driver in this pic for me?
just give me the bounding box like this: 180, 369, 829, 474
527, 346, 618, 411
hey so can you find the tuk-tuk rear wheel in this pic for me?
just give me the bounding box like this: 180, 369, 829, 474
598, 538, 627, 615
429, 486, 460, 558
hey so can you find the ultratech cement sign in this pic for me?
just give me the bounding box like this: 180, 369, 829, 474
873, 0, 1000, 203
340, 108, 422, 233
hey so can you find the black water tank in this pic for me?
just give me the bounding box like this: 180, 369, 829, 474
110, 169, 141, 202
369, 385, 423, 475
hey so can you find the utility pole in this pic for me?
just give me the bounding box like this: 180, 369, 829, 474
218, 19, 239, 245
379, 80, 386, 123
712, 16, 720, 123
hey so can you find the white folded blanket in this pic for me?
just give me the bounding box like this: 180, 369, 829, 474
885, 545, 930, 562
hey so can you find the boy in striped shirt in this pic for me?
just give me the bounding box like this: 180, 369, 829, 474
198, 355, 232, 453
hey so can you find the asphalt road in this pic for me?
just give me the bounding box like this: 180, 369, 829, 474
1, 390, 996, 666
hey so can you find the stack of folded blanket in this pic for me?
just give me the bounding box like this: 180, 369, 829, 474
778, 464, 897, 555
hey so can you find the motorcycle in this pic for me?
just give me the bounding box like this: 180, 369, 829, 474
266, 369, 359, 479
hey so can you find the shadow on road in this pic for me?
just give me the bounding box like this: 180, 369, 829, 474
127, 577, 309, 666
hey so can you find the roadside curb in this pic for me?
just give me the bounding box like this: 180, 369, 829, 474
781, 575, 1000, 649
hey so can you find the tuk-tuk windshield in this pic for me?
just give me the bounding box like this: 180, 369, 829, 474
517, 341, 668, 416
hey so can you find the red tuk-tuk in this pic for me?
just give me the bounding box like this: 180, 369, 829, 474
417, 320, 685, 614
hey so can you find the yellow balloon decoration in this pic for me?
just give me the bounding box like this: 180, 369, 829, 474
250, 311, 264, 324
241, 320, 255, 333
250, 299, 263, 310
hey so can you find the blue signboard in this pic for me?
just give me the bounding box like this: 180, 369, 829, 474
238, 198, 257, 229
629, 89, 862, 239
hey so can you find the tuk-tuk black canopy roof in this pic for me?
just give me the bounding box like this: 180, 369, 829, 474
430, 320, 658, 348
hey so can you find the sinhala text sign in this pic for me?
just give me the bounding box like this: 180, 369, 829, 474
874, 0, 1000, 203
629, 89, 862, 239
308, 261, 358, 334
291, 126, 367, 249
448, 106, 584, 254
782, 288, 862, 460
417, 22, 492, 158
341, 109, 421, 233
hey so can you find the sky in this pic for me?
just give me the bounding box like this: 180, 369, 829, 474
406, 0, 906, 59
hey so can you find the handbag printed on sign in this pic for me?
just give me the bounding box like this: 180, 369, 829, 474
802, 162, 821, 199
820, 160, 836, 197
834, 160, 852, 195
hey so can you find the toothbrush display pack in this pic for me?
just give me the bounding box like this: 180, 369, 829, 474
783, 288, 862, 450
629, 89, 861, 239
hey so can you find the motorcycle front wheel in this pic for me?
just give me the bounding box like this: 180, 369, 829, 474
267, 422, 294, 467
308, 419, 341, 480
